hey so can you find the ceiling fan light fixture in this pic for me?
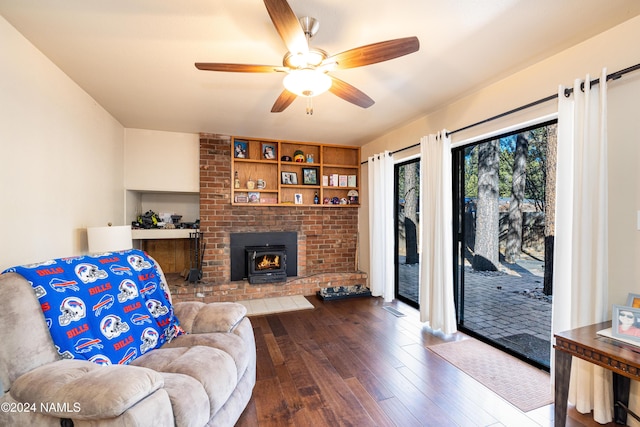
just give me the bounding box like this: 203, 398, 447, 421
283, 68, 332, 97
283, 48, 327, 68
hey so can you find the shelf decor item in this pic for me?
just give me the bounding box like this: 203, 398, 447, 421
234, 140, 248, 158
281, 171, 298, 185
261, 143, 277, 160
294, 150, 305, 162
302, 167, 319, 185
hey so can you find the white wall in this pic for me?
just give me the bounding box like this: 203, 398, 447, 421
359, 15, 640, 307
0, 17, 125, 270
124, 128, 199, 192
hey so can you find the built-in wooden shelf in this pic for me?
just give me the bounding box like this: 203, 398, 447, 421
231, 137, 360, 207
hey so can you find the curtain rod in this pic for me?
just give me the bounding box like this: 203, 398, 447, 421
361, 61, 640, 165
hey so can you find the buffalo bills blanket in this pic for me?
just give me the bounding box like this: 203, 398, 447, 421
3, 249, 183, 365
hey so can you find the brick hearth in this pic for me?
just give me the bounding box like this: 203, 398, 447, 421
168, 134, 367, 303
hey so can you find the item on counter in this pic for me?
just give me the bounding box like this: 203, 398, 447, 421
134, 210, 160, 229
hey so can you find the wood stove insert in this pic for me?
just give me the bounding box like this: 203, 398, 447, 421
246, 245, 287, 284
230, 232, 297, 282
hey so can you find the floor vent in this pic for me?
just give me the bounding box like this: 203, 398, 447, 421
382, 306, 406, 317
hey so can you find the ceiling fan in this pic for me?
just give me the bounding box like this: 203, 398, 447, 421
195, 0, 420, 113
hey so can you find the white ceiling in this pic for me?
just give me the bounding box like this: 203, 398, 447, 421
2, 0, 640, 146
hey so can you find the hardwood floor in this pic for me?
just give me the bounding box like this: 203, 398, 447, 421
235, 296, 617, 426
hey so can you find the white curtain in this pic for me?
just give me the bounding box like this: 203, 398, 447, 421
368, 151, 395, 301
419, 131, 457, 334
552, 69, 611, 423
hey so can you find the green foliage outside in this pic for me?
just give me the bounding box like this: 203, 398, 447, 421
464, 127, 548, 211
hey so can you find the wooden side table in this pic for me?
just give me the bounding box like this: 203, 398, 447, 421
554, 321, 640, 426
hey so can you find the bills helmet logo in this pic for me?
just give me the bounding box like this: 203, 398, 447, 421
34, 285, 47, 299
117, 279, 139, 303
127, 254, 152, 271
75, 263, 108, 284
146, 299, 169, 318
56, 346, 74, 360
58, 297, 86, 326
140, 327, 159, 354
165, 325, 180, 342
100, 314, 130, 339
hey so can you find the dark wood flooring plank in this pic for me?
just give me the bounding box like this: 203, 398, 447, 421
253, 326, 277, 381
296, 338, 379, 426
344, 377, 396, 427
263, 332, 285, 366
377, 396, 423, 427
251, 377, 294, 426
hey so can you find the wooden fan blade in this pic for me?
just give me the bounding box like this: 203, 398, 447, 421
329, 76, 374, 108
326, 36, 419, 70
271, 89, 297, 112
195, 63, 283, 73
263, 0, 308, 56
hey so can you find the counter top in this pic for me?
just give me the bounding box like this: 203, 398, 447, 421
132, 229, 199, 240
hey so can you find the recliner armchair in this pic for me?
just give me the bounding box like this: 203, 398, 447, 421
0, 257, 256, 426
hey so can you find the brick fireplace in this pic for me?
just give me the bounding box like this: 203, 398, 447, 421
168, 134, 366, 303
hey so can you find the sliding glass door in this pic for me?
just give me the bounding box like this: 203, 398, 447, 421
395, 159, 420, 307
452, 121, 557, 369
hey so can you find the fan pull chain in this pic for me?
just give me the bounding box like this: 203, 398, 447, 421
306, 97, 313, 115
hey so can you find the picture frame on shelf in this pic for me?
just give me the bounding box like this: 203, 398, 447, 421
626, 293, 640, 308
262, 142, 277, 160
248, 192, 260, 203
234, 140, 248, 158
294, 193, 303, 204
612, 304, 640, 342
302, 167, 319, 185
281, 171, 298, 185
